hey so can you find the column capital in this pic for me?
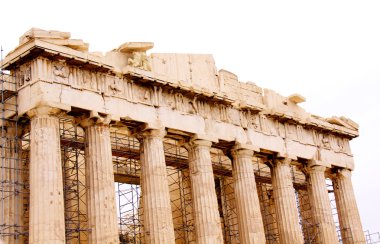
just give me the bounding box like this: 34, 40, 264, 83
307, 159, 331, 168
307, 165, 327, 174
188, 138, 212, 148
75, 111, 112, 127
139, 128, 167, 139
336, 168, 352, 178
27, 105, 63, 119
230, 147, 254, 159
233, 142, 258, 151
274, 157, 292, 166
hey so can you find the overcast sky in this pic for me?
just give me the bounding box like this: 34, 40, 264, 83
2, 0, 380, 233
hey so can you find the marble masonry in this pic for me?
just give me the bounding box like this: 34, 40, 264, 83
0, 28, 366, 244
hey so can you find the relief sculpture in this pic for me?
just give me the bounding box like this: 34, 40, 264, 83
108, 77, 123, 96
52, 61, 69, 83
239, 110, 249, 128
277, 122, 286, 138
123, 79, 134, 102
285, 123, 297, 140
247, 111, 260, 130
151, 86, 162, 107
24, 66, 32, 84
219, 104, 228, 122
260, 115, 277, 136
320, 133, 331, 149
128, 52, 151, 71
17, 64, 31, 87
330, 136, 350, 153
174, 93, 185, 112
189, 96, 198, 114
196, 99, 212, 119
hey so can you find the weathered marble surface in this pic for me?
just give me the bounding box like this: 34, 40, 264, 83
187, 139, 224, 244
28, 107, 66, 243
2, 28, 358, 170
0, 28, 366, 244
81, 118, 119, 243
231, 148, 266, 243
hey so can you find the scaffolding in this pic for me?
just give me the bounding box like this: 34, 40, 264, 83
365, 230, 380, 244
326, 177, 357, 244
164, 138, 195, 244
60, 119, 88, 243
0, 48, 29, 243
111, 131, 142, 244
211, 148, 239, 244
296, 188, 319, 243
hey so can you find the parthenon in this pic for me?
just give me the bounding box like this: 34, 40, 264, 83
0, 28, 366, 243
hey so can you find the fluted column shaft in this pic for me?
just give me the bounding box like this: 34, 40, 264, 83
187, 139, 223, 244
271, 159, 303, 244
83, 122, 119, 243
231, 148, 265, 244
140, 129, 175, 244
28, 107, 65, 243
307, 165, 339, 243
333, 169, 366, 244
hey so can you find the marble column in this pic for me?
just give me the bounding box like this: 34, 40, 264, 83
187, 139, 223, 244
0, 124, 25, 244
28, 106, 66, 243
231, 148, 265, 243
81, 118, 119, 243
140, 129, 175, 244
271, 158, 303, 244
333, 168, 366, 244
307, 165, 339, 243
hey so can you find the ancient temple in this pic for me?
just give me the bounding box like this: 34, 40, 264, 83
0, 28, 365, 244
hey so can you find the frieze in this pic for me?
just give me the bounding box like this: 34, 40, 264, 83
52, 60, 69, 84
106, 76, 123, 96
173, 92, 185, 112
239, 110, 260, 130
82, 70, 98, 90
285, 123, 298, 140
123, 79, 135, 102
219, 104, 228, 122
298, 126, 315, 145
226, 107, 240, 126
260, 115, 278, 136
17, 58, 357, 149
192, 97, 212, 119
150, 86, 163, 107
16, 62, 32, 87
330, 135, 351, 154
311, 131, 351, 155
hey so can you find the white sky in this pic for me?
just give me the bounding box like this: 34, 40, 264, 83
1, 0, 380, 233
